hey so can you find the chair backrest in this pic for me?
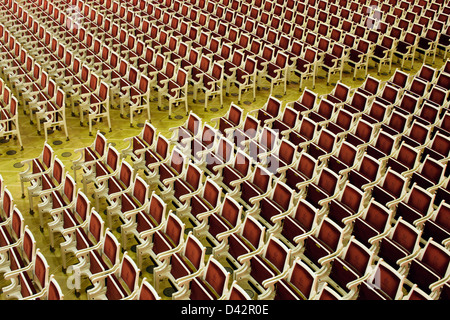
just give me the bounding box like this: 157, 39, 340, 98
102, 230, 121, 267
164, 212, 185, 247
183, 232, 206, 271
366, 259, 405, 300
118, 253, 140, 294
203, 257, 229, 297
138, 279, 160, 300
185, 163, 202, 191
47, 275, 64, 300
33, 250, 50, 292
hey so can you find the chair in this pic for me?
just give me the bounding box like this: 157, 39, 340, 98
265, 50, 289, 95
127, 74, 151, 127
318, 181, 365, 235
347, 38, 373, 80
0, 96, 23, 150
136, 211, 185, 270
391, 184, 435, 228
220, 280, 252, 300
200, 61, 224, 111
249, 180, 295, 232
93, 159, 134, 211
437, 25, 450, 59
320, 42, 348, 86
386, 69, 410, 93
211, 103, 243, 136
295, 217, 345, 273
245, 126, 278, 163
356, 259, 406, 300
266, 106, 301, 138
286, 116, 318, 148
365, 167, 408, 208
194, 193, 243, 246
321, 81, 350, 107
67, 229, 121, 297
394, 31, 418, 70
235, 235, 291, 298
27, 156, 65, 216
176, 177, 223, 227
213, 213, 266, 271
72, 131, 108, 183
259, 138, 298, 177
290, 87, 319, 116
47, 189, 91, 251
0, 207, 25, 260
365, 130, 399, 163
153, 232, 207, 293
294, 47, 318, 90
230, 56, 257, 104
121, 120, 156, 161
421, 132, 450, 162
106, 174, 149, 230
402, 238, 450, 295
233, 165, 273, 211
371, 217, 422, 271
385, 141, 421, 176
172, 256, 230, 300
2, 250, 50, 300
19, 142, 54, 198
319, 236, 376, 299
343, 91, 370, 117
303, 128, 339, 161
158, 67, 189, 118
132, 134, 170, 174
249, 95, 282, 124
168, 111, 202, 149
416, 201, 450, 247
416, 28, 440, 65
87, 252, 140, 300
371, 35, 396, 75
407, 154, 446, 191
183, 123, 218, 163
303, 167, 341, 209
37, 173, 77, 232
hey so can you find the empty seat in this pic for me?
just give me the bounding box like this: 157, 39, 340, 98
136, 211, 185, 270
366, 168, 408, 208
296, 217, 345, 273
172, 257, 230, 300
153, 232, 207, 293
320, 236, 376, 299
392, 184, 435, 227
87, 252, 140, 300
356, 259, 406, 300
235, 235, 291, 298
402, 239, 450, 295
371, 217, 422, 271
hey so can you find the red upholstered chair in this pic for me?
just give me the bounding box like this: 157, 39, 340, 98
211, 103, 243, 136
68, 229, 121, 297
93, 159, 135, 211
417, 202, 450, 248
318, 236, 376, 299
401, 238, 450, 295
235, 235, 291, 298
153, 232, 207, 293
356, 259, 406, 300
371, 217, 422, 272
72, 131, 108, 183
19, 142, 54, 198
2, 250, 50, 300
172, 256, 230, 300
136, 211, 185, 269
87, 252, 140, 300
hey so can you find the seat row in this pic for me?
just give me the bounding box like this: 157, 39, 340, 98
0, 174, 64, 300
